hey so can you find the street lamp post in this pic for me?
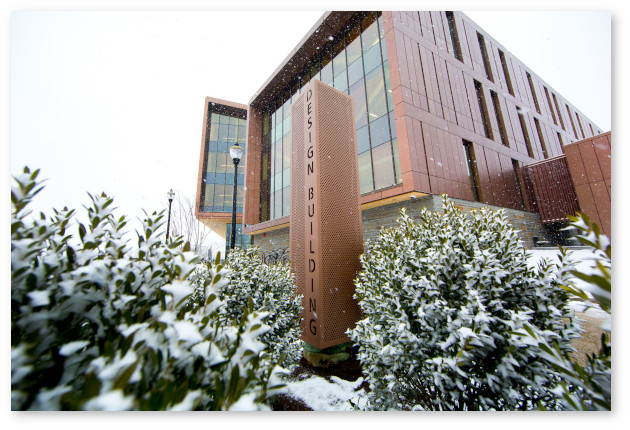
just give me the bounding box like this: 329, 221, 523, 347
166, 189, 175, 242
229, 143, 244, 250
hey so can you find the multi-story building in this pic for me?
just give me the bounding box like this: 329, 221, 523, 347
196, 11, 608, 252
195, 97, 252, 256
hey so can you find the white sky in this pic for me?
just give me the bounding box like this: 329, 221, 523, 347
8, 5, 614, 239
2, 1, 627, 427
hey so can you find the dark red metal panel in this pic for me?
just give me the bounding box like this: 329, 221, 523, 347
524, 155, 580, 223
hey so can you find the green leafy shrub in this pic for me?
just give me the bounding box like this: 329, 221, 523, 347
349, 196, 579, 410
189, 247, 302, 370
11, 167, 284, 410
521, 213, 611, 410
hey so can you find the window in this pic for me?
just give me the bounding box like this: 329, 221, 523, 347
543, 86, 558, 126
557, 132, 563, 146
552, 93, 566, 130
463, 140, 481, 202
445, 11, 463, 62
517, 109, 534, 158
202, 105, 247, 213
477, 32, 493, 82
225, 223, 252, 256
490, 90, 509, 147
498, 49, 514, 96
259, 12, 398, 222
576, 112, 585, 139
474, 80, 493, 139
526, 72, 541, 114
566, 104, 579, 139
534, 118, 548, 158
512, 159, 526, 210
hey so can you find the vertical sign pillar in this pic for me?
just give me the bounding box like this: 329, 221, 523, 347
290, 80, 363, 350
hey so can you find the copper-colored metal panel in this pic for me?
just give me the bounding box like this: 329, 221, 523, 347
592, 135, 612, 181
574, 183, 598, 223
591, 180, 611, 236
525, 156, 580, 223
581, 142, 605, 184
290, 80, 363, 349
394, 29, 412, 90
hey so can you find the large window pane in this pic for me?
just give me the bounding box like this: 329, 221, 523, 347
274, 172, 283, 192
362, 43, 382, 75
218, 123, 229, 142
209, 122, 219, 142
333, 70, 348, 93
372, 142, 395, 190
282, 168, 290, 189
346, 25, 362, 65
282, 186, 290, 217
274, 138, 283, 173
216, 152, 229, 174
282, 132, 291, 169
361, 13, 379, 52
320, 48, 333, 84
228, 124, 238, 144
283, 115, 291, 135
274, 192, 282, 220
332, 38, 346, 75
356, 125, 370, 154
223, 184, 233, 208
365, 67, 388, 119
206, 151, 217, 174
358, 151, 374, 194
369, 114, 390, 148
213, 184, 225, 209
238, 124, 247, 143
349, 79, 368, 129
204, 183, 214, 208
347, 58, 364, 86
219, 114, 229, 125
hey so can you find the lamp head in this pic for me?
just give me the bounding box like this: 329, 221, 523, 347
167, 189, 175, 202
230, 144, 244, 163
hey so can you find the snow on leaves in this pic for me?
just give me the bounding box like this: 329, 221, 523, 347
10, 167, 283, 411
349, 196, 580, 411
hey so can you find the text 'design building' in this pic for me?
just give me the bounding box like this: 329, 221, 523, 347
290, 80, 363, 349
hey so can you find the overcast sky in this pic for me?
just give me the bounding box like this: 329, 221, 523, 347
9, 8, 612, 238
3, 2, 625, 426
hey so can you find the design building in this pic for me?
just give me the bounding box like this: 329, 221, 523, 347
196, 11, 610, 253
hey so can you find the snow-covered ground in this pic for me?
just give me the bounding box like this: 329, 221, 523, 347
281, 247, 607, 411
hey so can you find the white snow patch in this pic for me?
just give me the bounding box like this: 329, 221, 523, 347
83, 390, 134, 411
284, 374, 366, 411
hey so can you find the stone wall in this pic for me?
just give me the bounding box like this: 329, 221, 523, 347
251, 195, 551, 253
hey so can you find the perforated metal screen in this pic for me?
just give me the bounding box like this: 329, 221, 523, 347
290, 80, 363, 349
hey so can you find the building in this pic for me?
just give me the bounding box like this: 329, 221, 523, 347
197, 11, 609, 252
195, 97, 252, 256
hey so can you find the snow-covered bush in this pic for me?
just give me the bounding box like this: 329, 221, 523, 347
521, 213, 611, 410
349, 196, 579, 410
11, 167, 285, 410
189, 247, 302, 370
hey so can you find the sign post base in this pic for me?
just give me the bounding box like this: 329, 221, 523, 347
302, 342, 352, 368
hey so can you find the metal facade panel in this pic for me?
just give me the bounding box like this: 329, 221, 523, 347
525, 156, 580, 223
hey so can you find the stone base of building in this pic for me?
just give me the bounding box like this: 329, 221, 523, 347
251, 194, 554, 253
302, 342, 352, 368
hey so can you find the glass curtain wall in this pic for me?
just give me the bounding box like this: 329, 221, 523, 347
202, 110, 247, 213
225, 223, 252, 255
259, 11, 401, 223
